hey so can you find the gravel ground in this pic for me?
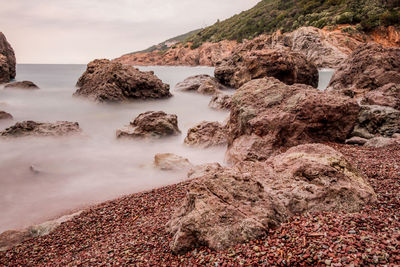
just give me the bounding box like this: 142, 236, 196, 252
0, 143, 399, 266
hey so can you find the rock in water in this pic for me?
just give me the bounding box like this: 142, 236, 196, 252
4, 81, 39, 90
167, 144, 376, 253
0, 32, 16, 83
214, 49, 319, 89
154, 153, 192, 171
116, 111, 181, 139
175, 75, 226, 95
184, 121, 227, 148
327, 44, 400, 107
74, 59, 171, 102
226, 77, 360, 163
0, 111, 13, 120
208, 93, 232, 110
0, 121, 81, 137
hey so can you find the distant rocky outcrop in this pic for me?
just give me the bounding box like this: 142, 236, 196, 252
167, 143, 376, 253
0, 32, 16, 84
175, 74, 226, 95
116, 111, 181, 139
4, 81, 39, 90
74, 59, 171, 102
184, 121, 227, 148
0, 121, 81, 137
0, 111, 13, 120
215, 49, 319, 89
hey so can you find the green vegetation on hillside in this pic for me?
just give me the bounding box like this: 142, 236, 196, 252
187, 0, 400, 48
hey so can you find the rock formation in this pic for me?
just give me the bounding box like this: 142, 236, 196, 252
214, 49, 319, 89
175, 75, 226, 95
0, 111, 13, 120
226, 77, 360, 163
0, 121, 81, 137
208, 93, 232, 110
184, 121, 227, 148
154, 153, 192, 171
0, 32, 16, 83
74, 59, 171, 102
167, 144, 376, 253
4, 81, 39, 90
116, 111, 181, 139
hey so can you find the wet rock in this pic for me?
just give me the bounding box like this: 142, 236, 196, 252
345, 136, 368, 146
154, 153, 192, 171
168, 144, 376, 253
4, 81, 39, 90
226, 77, 360, 163
74, 59, 171, 102
214, 49, 319, 89
0, 32, 16, 83
184, 121, 227, 148
327, 44, 400, 104
175, 75, 226, 95
364, 136, 400, 148
116, 111, 180, 139
208, 93, 232, 110
0, 111, 12, 120
352, 105, 400, 138
0, 121, 81, 137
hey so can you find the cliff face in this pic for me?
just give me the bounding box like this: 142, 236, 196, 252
114, 26, 400, 69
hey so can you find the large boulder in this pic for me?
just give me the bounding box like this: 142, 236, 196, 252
4, 81, 39, 90
184, 121, 227, 148
326, 44, 400, 106
226, 77, 360, 163
167, 144, 376, 253
116, 111, 181, 139
214, 49, 319, 89
0, 111, 13, 120
74, 59, 171, 102
0, 121, 81, 137
175, 75, 226, 95
0, 32, 16, 83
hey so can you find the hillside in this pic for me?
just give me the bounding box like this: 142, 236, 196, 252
186, 0, 400, 48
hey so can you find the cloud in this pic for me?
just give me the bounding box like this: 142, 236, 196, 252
0, 0, 259, 63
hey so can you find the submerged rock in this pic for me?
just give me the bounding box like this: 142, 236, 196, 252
74, 59, 171, 102
214, 49, 319, 89
184, 121, 227, 148
4, 81, 39, 90
116, 111, 181, 139
0, 121, 81, 137
167, 144, 376, 253
0, 32, 16, 83
154, 153, 192, 171
175, 75, 226, 95
0, 111, 13, 120
208, 93, 232, 110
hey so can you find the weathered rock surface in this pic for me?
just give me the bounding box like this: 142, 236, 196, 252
208, 93, 232, 110
168, 144, 376, 253
154, 153, 192, 171
116, 111, 180, 139
352, 105, 400, 138
4, 81, 39, 90
175, 75, 226, 95
0, 111, 13, 120
0, 121, 81, 137
327, 44, 400, 104
361, 83, 400, 110
184, 121, 227, 148
215, 49, 319, 89
226, 77, 360, 163
345, 136, 368, 146
74, 59, 171, 102
364, 136, 400, 148
0, 32, 16, 83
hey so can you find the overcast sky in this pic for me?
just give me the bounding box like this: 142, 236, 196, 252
0, 0, 259, 64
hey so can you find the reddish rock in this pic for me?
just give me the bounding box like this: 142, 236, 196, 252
74, 59, 171, 102
175, 75, 225, 95
168, 144, 376, 253
364, 136, 400, 148
4, 81, 39, 90
0, 121, 81, 137
154, 153, 192, 171
226, 77, 360, 163
361, 83, 400, 110
184, 121, 227, 148
0, 32, 16, 83
0, 111, 12, 120
116, 111, 180, 139
208, 93, 232, 110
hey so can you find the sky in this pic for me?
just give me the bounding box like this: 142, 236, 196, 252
0, 0, 259, 64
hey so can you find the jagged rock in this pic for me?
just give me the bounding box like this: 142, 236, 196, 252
4, 81, 39, 90
364, 136, 400, 148
214, 49, 319, 89
352, 105, 400, 138
167, 144, 376, 253
184, 121, 227, 148
0, 121, 81, 137
175, 75, 226, 95
74, 59, 171, 102
0, 32, 16, 83
154, 153, 192, 171
361, 83, 400, 110
208, 93, 232, 110
226, 77, 360, 163
116, 111, 180, 139
345, 136, 368, 146
187, 163, 223, 180
0, 111, 12, 120
327, 44, 400, 103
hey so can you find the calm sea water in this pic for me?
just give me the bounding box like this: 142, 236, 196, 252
0, 65, 334, 232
